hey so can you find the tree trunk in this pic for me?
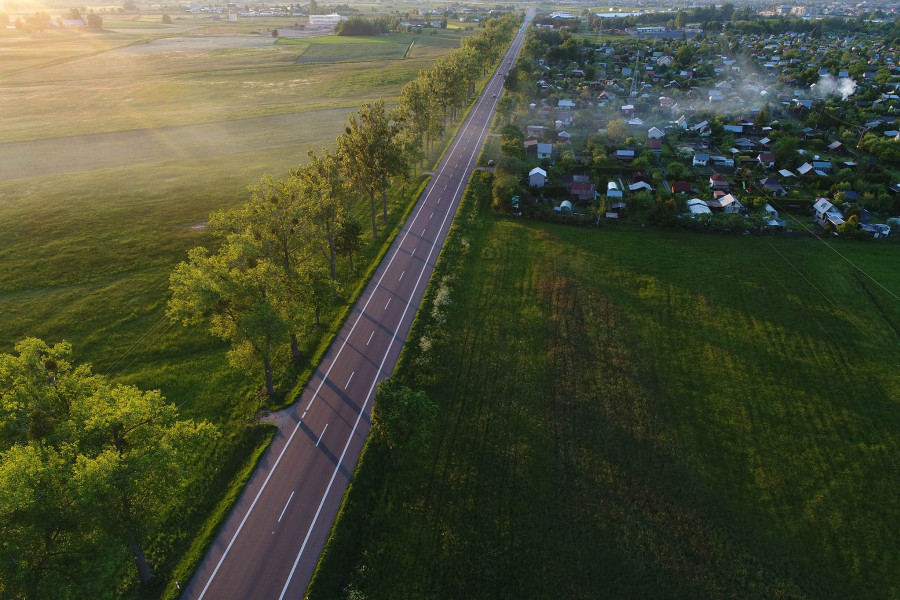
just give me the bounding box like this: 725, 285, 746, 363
392, 447, 400, 471
129, 543, 155, 584
369, 190, 378, 238
290, 333, 302, 364
349, 252, 355, 271
382, 189, 389, 225
263, 356, 275, 397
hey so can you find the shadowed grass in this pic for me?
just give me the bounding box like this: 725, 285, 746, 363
307, 173, 900, 599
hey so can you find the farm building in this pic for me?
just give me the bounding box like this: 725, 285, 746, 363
529, 167, 547, 187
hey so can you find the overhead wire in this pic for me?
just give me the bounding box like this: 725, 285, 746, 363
101, 313, 171, 376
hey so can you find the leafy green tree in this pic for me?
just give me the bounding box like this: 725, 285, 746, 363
499, 122, 525, 159
398, 77, 434, 165
209, 174, 314, 364
667, 161, 688, 180
371, 379, 437, 469
606, 119, 627, 145
335, 217, 363, 271
495, 95, 515, 123
338, 100, 407, 238
168, 243, 287, 396
0, 339, 216, 594
296, 150, 347, 281
773, 135, 799, 166
755, 103, 772, 130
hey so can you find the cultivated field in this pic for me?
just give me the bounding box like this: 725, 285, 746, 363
295, 41, 410, 62
310, 172, 900, 599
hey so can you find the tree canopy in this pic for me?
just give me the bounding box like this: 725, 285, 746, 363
0, 338, 216, 597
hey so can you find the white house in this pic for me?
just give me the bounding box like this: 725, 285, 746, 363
813, 198, 844, 227
647, 126, 665, 139
693, 153, 710, 167
558, 99, 576, 111
309, 13, 345, 24
707, 193, 744, 213
529, 167, 547, 188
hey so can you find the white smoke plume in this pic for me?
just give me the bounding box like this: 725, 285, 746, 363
811, 74, 857, 100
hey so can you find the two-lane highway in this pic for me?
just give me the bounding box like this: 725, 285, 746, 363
183, 11, 533, 599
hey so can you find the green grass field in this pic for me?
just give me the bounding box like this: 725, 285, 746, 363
308, 172, 900, 599
296, 41, 410, 62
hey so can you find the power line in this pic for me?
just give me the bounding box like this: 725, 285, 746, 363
120, 321, 176, 376
767, 196, 900, 306
765, 240, 873, 340
101, 313, 170, 376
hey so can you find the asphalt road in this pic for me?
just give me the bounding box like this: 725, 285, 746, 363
182, 13, 533, 600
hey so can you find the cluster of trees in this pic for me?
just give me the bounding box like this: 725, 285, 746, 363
857, 133, 900, 167
169, 146, 366, 397
0, 339, 216, 597
397, 13, 519, 159
335, 15, 392, 36
169, 14, 520, 397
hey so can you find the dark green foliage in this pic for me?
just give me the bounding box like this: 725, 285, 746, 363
371, 378, 437, 469
335, 16, 391, 36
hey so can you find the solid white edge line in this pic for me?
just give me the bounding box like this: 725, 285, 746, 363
198, 23, 530, 600
277, 491, 294, 523
275, 28, 529, 598
315, 424, 328, 447
193, 52, 493, 596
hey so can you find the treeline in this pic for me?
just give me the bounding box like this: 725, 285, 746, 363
728, 15, 900, 40
0, 13, 520, 598
335, 15, 392, 36
588, 3, 747, 31
169, 12, 521, 399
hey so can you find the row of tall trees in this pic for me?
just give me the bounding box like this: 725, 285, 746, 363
169, 14, 520, 397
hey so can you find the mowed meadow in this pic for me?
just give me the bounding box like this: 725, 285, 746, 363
0, 21, 478, 597
310, 173, 900, 599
